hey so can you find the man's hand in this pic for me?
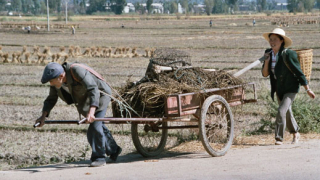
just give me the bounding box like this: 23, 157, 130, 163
35, 111, 48, 127
86, 106, 96, 123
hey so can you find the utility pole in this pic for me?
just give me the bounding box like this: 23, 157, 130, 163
65, 1, 68, 24
47, 0, 50, 31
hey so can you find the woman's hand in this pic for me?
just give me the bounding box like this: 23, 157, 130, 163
264, 52, 271, 61
307, 90, 316, 99
303, 85, 316, 99
262, 53, 271, 77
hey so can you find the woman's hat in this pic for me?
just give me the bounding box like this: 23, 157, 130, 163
263, 28, 292, 48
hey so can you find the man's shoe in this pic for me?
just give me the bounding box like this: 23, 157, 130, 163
292, 132, 300, 144
110, 147, 122, 162
90, 160, 106, 167
275, 141, 283, 145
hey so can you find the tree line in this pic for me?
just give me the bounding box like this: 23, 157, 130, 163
0, 0, 319, 16
0, 0, 126, 15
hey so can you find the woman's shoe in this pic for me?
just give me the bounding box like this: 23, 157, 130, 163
275, 141, 283, 145
292, 132, 300, 144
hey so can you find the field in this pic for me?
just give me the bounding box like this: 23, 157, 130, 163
0, 14, 320, 170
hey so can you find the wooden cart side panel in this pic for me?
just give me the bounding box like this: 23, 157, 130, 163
165, 94, 202, 117
225, 87, 244, 103
165, 86, 246, 117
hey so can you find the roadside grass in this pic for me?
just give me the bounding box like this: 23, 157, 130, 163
248, 90, 320, 135
293, 96, 320, 133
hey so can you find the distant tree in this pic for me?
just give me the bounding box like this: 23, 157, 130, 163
21, 0, 33, 14
248, 1, 256, 11
72, 0, 79, 14
86, 0, 106, 14
40, 0, 47, 14
188, 2, 195, 13
227, 0, 238, 13
73, 0, 77, 13
256, 0, 266, 11
287, 0, 314, 12
31, 0, 41, 15
49, 0, 57, 12
0, 0, 6, 11
267, 0, 277, 10
146, 0, 153, 14
71, 0, 86, 14
256, 0, 261, 11
169, 1, 178, 13
204, 0, 214, 15
179, 0, 189, 13
318, 0, 320, 9
304, 0, 315, 11
298, 1, 305, 11
212, 0, 228, 13
134, 2, 145, 14
11, 0, 22, 12
163, 1, 171, 14
261, 0, 267, 11
287, 0, 299, 12
79, 0, 86, 14
43, 0, 61, 13
110, 0, 126, 14
57, 0, 62, 13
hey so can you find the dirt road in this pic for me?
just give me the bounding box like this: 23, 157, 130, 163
1, 139, 320, 180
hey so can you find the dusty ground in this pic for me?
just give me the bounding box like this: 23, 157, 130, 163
2, 138, 320, 180
0, 14, 319, 171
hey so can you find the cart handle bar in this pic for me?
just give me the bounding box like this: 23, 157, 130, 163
34, 117, 162, 127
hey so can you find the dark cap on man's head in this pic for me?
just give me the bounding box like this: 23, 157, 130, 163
41, 62, 64, 84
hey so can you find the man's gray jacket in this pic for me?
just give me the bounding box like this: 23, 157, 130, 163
42, 62, 112, 117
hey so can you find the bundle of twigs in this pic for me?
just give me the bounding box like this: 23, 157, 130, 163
112, 67, 243, 118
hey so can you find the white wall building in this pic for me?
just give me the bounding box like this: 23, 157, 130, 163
151, 3, 164, 14
141, 3, 164, 14
178, 3, 183, 14
192, 4, 205, 14
123, 3, 135, 13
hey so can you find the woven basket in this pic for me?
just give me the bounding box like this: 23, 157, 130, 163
294, 49, 313, 82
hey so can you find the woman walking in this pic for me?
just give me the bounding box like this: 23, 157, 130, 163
261, 28, 315, 145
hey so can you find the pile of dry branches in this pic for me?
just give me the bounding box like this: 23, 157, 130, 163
112, 67, 243, 118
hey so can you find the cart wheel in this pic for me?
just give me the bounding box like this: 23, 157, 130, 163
131, 121, 168, 157
199, 95, 234, 157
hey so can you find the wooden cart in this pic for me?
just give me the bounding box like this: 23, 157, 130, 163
35, 82, 257, 157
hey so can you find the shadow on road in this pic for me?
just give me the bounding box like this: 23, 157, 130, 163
13, 151, 210, 173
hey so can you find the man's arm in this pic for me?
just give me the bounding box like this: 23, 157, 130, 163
71, 66, 101, 122
42, 86, 59, 117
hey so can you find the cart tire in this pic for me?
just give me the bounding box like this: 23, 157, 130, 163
131, 122, 168, 157
199, 95, 234, 157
